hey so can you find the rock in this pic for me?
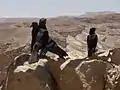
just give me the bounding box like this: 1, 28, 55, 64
1, 54, 60, 90
105, 65, 120, 90
60, 58, 112, 90
115, 39, 120, 48
66, 35, 87, 59
2, 48, 120, 90
75, 33, 87, 43
104, 36, 116, 48
111, 48, 120, 65
97, 49, 110, 57
114, 77, 120, 90
6, 70, 50, 90
0, 54, 9, 87
76, 60, 108, 90
60, 60, 83, 90
0, 54, 9, 69
13, 53, 30, 68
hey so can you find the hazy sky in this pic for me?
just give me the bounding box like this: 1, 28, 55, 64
0, 0, 119, 17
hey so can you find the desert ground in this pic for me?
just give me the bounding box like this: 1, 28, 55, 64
0, 12, 120, 90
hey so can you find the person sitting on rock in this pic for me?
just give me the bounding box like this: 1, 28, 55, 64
87, 27, 98, 57
30, 22, 39, 52
31, 18, 68, 60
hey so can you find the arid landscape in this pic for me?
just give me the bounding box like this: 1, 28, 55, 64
0, 12, 120, 90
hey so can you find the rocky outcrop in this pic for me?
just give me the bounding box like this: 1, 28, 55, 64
1, 54, 60, 90
1, 12, 120, 90
0, 48, 120, 90
111, 48, 120, 65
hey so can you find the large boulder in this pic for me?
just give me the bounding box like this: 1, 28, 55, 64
111, 48, 120, 65
0, 54, 9, 86
76, 60, 108, 90
60, 59, 109, 90
60, 64, 83, 90
1, 54, 60, 90
105, 64, 120, 90
1, 48, 120, 90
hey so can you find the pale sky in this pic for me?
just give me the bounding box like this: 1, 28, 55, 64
0, 0, 119, 17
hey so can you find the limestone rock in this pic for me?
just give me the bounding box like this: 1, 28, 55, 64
111, 48, 120, 65
60, 60, 83, 90
105, 65, 120, 90
1, 54, 59, 90
1, 48, 120, 90
76, 60, 108, 90
60, 58, 111, 90
0, 54, 9, 86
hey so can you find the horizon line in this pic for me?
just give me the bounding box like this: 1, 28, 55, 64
0, 11, 120, 18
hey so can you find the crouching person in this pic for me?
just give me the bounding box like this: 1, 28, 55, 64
87, 27, 98, 57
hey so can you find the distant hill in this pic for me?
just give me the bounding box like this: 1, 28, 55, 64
80, 11, 117, 17
0, 18, 39, 23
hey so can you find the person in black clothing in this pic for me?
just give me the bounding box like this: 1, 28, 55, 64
87, 27, 98, 57
30, 22, 39, 52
